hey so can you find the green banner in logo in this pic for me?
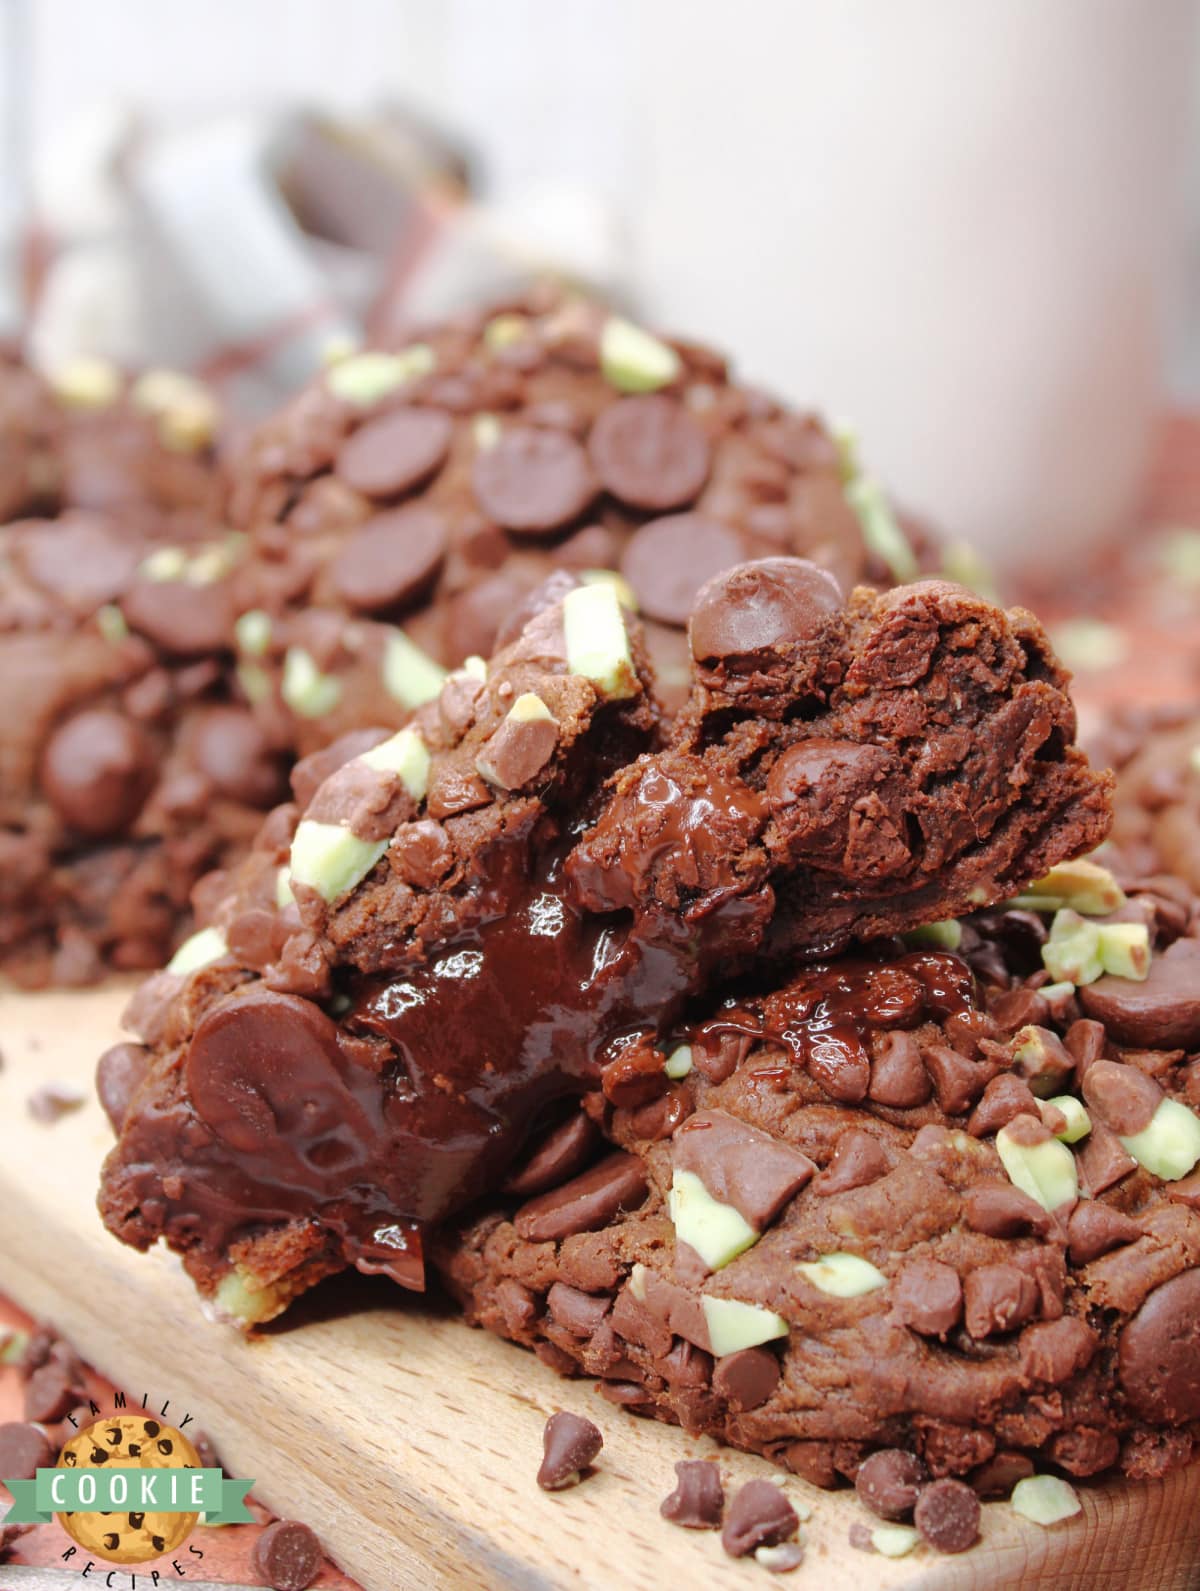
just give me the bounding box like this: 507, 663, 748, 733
4, 1467, 254, 1526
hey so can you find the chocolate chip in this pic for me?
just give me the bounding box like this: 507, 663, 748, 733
673, 1110, 815, 1229
121, 576, 234, 655
893, 1258, 962, 1338
492, 569, 580, 651
40, 709, 156, 836
24, 1358, 84, 1423
721, 1478, 798, 1558
989, 986, 1050, 1033
1019, 1316, 1096, 1383
191, 706, 287, 808
963, 1263, 1039, 1338
0, 1422, 54, 1482
330, 505, 447, 613
922, 1044, 988, 1114
473, 426, 596, 534
855, 1449, 929, 1521
334, 405, 453, 498
1119, 1269, 1200, 1422
26, 1082, 85, 1123
1079, 938, 1200, 1050
1066, 1200, 1142, 1264
589, 395, 710, 511
806, 1025, 872, 1103
970, 1449, 1034, 1499
514, 1152, 649, 1242
186, 988, 357, 1155
1076, 1121, 1137, 1195
504, 1110, 598, 1197
689, 557, 843, 663
536, 1410, 603, 1490
15, 515, 140, 610
476, 697, 559, 790
962, 1182, 1052, 1238
967, 1073, 1040, 1137
1064, 1018, 1108, 1074
712, 1346, 781, 1411
813, 1129, 889, 1195
869, 1030, 932, 1108
660, 1459, 725, 1528
913, 1478, 980, 1553
251, 1519, 322, 1591
619, 514, 745, 626
546, 1283, 611, 1338
1081, 1059, 1162, 1136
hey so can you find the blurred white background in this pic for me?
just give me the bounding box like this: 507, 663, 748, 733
3, 0, 1199, 570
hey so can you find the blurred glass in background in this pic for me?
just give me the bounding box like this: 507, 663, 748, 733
2, 0, 1197, 573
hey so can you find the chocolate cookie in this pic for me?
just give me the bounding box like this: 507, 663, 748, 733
0, 511, 287, 986
97, 563, 1109, 1326
436, 884, 1200, 1492
224, 290, 932, 746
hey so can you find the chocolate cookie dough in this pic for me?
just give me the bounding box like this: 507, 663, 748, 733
0, 511, 287, 985
97, 562, 1109, 1325
437, 876, 1200, 1492
224, 291, 932, 744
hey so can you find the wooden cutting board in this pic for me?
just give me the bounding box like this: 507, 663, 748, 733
2, 987, 1199, 1591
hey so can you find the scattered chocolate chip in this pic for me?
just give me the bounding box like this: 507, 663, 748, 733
1075, 1122, 1137, 1196
514, 1153, 649, 1243
660, 1459, 724, 1528
251, 1518, 323, 1591
855, 1449, 929, 1521
922, 1043, 987, 1114
914, 1478, 980, 1553
536, 1410, 603, 1490
26, 1083, 85, 1124
0, 1422, 54, 1482
721, 1478, 799, 1558
713, 1347, 782, 1412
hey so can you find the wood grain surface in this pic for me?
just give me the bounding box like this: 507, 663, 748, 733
2, 986, 1199, 1591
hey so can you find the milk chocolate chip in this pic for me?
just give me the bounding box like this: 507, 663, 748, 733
514, 1153, 649, 1242
588, 394, 710, 511
619, 514, 745, 626
689, 557, 843, 663
473, 426, 596, 533
536, 1411, 603, 1490
40, 709, 156, 836
330, 505, 448, 613
1118, 1270, 1200, 1422
333, 405, 452, 498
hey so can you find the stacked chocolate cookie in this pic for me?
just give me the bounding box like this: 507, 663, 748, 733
2, 305, 928, 985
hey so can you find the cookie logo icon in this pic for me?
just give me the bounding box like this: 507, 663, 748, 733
56, 1417, 201, 1565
